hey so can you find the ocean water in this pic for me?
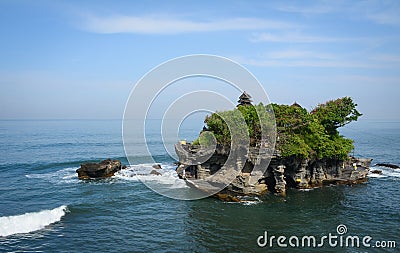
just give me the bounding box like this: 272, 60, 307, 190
0, 119, 399, 252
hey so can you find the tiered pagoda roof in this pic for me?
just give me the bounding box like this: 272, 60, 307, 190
237, 91, 253, 107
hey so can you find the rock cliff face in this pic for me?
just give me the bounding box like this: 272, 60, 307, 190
175, 143, 371, 199
76, 159, 123, 179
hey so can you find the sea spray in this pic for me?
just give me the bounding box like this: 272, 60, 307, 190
114, 164, 189, 189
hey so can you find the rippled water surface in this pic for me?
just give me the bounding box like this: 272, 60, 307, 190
0, 120, 399, 252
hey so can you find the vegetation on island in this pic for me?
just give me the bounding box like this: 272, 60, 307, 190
193, 97, 361, 160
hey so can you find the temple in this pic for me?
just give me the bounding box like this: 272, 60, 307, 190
237, 91, 252, 107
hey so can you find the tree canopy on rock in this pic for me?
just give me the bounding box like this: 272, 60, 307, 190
194, 97, 361, 160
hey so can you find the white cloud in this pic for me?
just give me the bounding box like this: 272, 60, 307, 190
81, 14, 296, 34
234, 48, 400, 69
265, 50, 336, 60
370, 54, 400, 63
366, 11, 400, 25
250, 32, 356, 43
274, 3, 336, 15
235, 55, 396, 69
356, 0, 400, 25
274, 1, 400, 26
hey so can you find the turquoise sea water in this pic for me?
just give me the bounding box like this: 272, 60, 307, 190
0, 119, 399, 252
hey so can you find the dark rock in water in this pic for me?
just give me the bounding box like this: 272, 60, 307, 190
152, 164, 162, 170
150, 170, 161, 176
76, 159, 122, 179
371, 169, 383, 175
376, 163, 400, 169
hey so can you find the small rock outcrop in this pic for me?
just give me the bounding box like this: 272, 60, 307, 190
76, 159, 122, 179
376, 163, 399, 169
150, 170, 161, 176
152, 164, 162, 170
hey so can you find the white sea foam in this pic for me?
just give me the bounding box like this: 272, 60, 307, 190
368, 166, 400, 179
367, 173, 387, 178
241, 200, 262, 206
0, 205, 68, 237
298, 188, 314, 192
383, 169, 400, 178
240, 196, 262, 206
26, 167, 78, 184
224, 196, 262, 205
114, 163, 189, 189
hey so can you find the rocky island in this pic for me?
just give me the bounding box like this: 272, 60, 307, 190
175, 93, 371, 201
76, 159, 124, 179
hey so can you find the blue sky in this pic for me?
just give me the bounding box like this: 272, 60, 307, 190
0, 0, 399, 120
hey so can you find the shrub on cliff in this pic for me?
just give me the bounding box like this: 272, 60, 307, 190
199, 103, 274, 146
311, 97, 362, 135
196, 97, 361, 160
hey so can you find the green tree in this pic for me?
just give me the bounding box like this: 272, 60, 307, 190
311, 97, 362, 135
194, 97, 360, 160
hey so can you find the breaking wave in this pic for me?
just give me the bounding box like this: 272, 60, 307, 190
0, 205, 68, 237
114, 163, 189, 189
368, 166, 400, 179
